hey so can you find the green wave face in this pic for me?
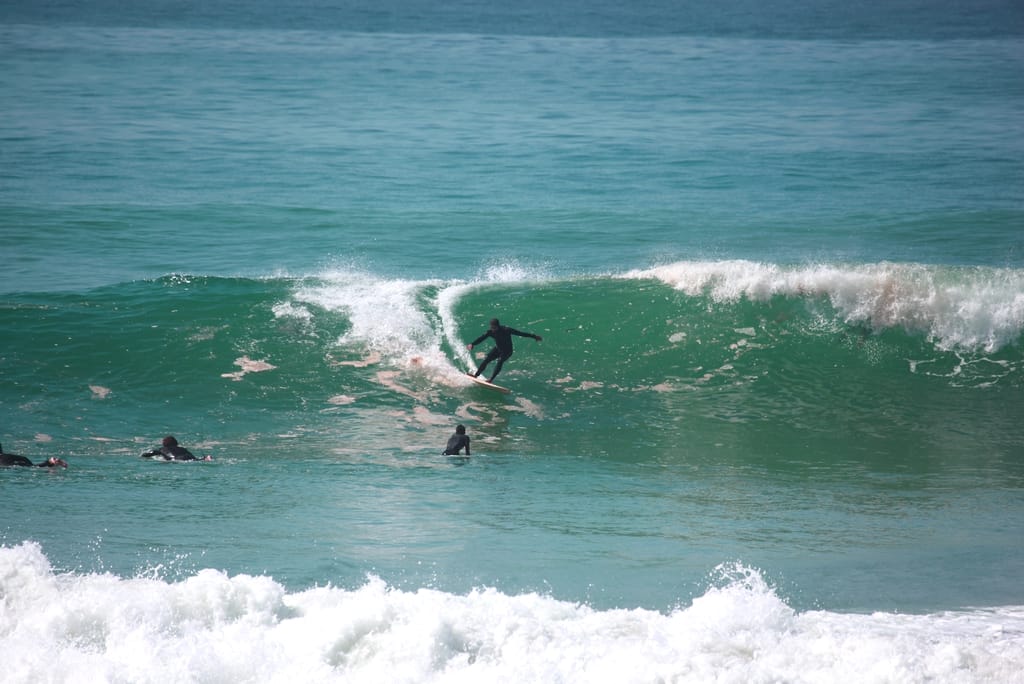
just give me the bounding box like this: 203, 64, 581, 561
2, 264, 1021, 468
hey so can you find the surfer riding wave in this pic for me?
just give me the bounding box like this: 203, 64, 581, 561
467, 318, 542, 383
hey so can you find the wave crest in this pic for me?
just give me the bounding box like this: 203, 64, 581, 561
627, 260, 1024, 352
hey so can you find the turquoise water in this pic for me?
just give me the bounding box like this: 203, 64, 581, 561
2, 1, 1024, 681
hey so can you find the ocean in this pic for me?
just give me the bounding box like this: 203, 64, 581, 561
2, 0, 1024, 681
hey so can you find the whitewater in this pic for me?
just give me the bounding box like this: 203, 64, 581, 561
3, 542, 1023, 684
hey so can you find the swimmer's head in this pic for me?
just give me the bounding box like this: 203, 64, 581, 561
162, 436, 178, 448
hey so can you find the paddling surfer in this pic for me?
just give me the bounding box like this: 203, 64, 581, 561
442, 424, 471, 456
141, 436, 211, 461
0, 444, 68, 468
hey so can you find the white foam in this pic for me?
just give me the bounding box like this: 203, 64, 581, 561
626, 260, 1024, 352
220, 355, 278, 381
441, 261, 553, 370
272, 300, 314, 323
438, 281, 481, 371
474, 260, 552, 284
3, 543, 1022, 684
290, 265, 551, 383
292, 269, 454, 376
89, 385, 112, 400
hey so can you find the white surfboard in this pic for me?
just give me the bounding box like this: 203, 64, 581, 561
467, 372, 511, 393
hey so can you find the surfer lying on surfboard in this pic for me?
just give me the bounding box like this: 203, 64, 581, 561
467, 318, 542, 383
141, 436, 212, 461
0, 444, 68, 469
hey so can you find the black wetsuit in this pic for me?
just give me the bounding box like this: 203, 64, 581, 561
141, 445, 199, 461
0, 453, 50, 467
471, 325, 540, 381
443, 433, 471, 456
0, 446, 63, 467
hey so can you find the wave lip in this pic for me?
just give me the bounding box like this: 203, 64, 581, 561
625, 260, 1024, 353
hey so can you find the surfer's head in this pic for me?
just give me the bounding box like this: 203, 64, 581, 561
162, 435, 179, 448
489, 318, 500, 330
455, 425, 466, 435
45, 457, 68, 469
